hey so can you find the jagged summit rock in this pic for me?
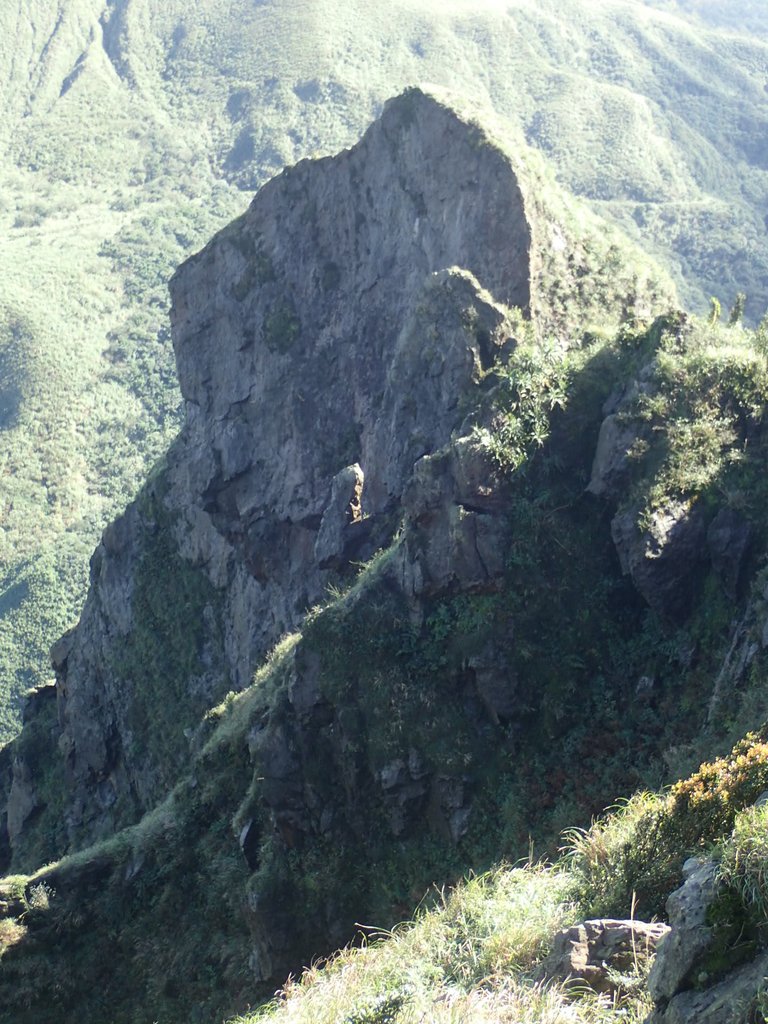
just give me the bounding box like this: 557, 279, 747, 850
170, 87, 530, 543
0, 87, 671, 870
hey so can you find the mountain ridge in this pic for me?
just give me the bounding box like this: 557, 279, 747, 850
0, 88, 681, 1020
1, 85, 673, 871
4, 86, 768, 1023
1, 0, 768, 739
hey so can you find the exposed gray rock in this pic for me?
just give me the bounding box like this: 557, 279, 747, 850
32, 89, 537, 860
587, 414, 644, 500
314, 464, 364, 570
429, 775, 473, 844
636, 674, 655, 699
2, 87, 671, 867
611, 501, 706, 620
378, 757, 431, 838
397, 435, 510, 599
287, 648, 323, 718
707, 615, 759, 727
648, 951, 768, 1024
238, 818, 260, 871
6, 758, 39, 848
5, 684, 58, 852
541, 918, 670, 994
646, 854, 768, 1024
470, 644, 517, 723
707, 508, 752, 599
648, 857, 720, 1004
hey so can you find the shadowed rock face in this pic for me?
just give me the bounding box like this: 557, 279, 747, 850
0, 87, 672, 870
170, 87, 531, 517
3, 88, 537, 863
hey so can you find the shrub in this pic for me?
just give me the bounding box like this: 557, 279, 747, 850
719, 801, 768, 921
566, 734, 768, 919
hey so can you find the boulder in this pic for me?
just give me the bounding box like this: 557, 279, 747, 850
647, 856, 768, 1024
611, 501, 706, 620
647, 857, 720, 1004
314, 464, 365, 570
649, 952, 768, 1024
540, 918, 670, 994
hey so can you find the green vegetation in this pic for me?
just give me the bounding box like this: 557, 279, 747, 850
566, 734, 768, 920
238, 867, 593, 1024
7, 302, 768, 1021
263, 301, 301, 353
0, 540, 89, 739
620, 317, 768, 529
231, 737, 768, 1024
1, 0, 767, 740
110, 479, 229, 795
720, 799, 768, 930
248, 306, 768, 977
3, 3, 768, 1020
6, 677, 767, 1024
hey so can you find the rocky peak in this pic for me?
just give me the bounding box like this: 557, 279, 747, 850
169, 87, 531, 521
1, 87, 669, 869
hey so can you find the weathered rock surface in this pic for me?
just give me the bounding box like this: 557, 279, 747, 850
0, 89, 577, 865
0, 86, 670, 869
707, 508, 752, 599
652, 952, 768, 1024
647, 856, 768, 1024
647, 857, 720, 1005
587, 413, 646, 501
611, 501, 707, 621
541, 918, 670, 994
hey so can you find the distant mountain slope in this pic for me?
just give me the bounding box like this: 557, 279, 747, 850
642, 0, 768, 36
1, 0, 767, 738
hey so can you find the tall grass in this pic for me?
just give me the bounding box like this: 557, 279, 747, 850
231, 861, 653, 1024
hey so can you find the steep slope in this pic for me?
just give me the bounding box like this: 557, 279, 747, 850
5, 88, 768, 1024
2, 0, 768, 738
223, 735, 768, 1024
1, 86, 672, 870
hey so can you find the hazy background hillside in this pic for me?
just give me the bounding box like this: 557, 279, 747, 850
1, 0, 766, 740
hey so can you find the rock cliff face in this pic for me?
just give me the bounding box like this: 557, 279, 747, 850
2, 87, 671, 870
7, 87, 768, 1024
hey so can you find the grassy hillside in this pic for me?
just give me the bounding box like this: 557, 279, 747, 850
1, 0, 767, 741
4, 301, 768, 1022
235, 736, 768, 1024
642, 1, 768, 35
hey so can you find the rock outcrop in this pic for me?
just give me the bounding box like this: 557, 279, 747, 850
1, 87, 670, 870
586, 333, 760, 624
647, 857, 768, 1024
0, 88, 671, 868
15, 84, 768, 1024
540, 918, 670, 995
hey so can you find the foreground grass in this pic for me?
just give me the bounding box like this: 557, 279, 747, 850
229, 840, 646, 1024
232, 735, 768, 1024
235, 865, 651, 1024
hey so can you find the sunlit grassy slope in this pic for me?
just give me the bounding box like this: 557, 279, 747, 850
230, 737, 768, 1024
1, 0, 767, 738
